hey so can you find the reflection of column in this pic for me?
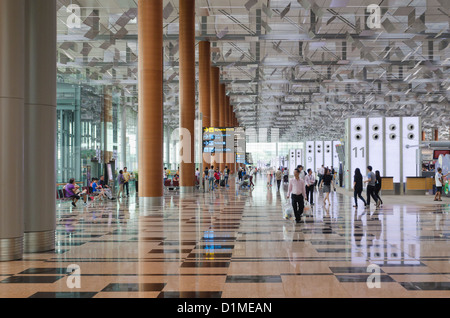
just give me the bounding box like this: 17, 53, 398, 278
199, 41, 211, 169
23, 0, 57, 253
179, 0, 195, 192
0, 0, 25, 261
138, 0, 164, 205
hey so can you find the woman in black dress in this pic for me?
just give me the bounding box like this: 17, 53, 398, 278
353, 168, 367, 208
374, 170, 383, 207
319, 168, 333, 205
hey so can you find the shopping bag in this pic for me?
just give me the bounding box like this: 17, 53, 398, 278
304, 200, 311, 212
283, 201, 294, 220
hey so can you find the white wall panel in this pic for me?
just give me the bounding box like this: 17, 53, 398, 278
350, 118, 368, 178
324, 141, 333, 168
315, 141, 324, 174
333, 140, 342, 170
385, 117, 401, 182
305, 141, 315, 173
295, 149, 303, 168
289, 149, 296, 176
402, 117, 420, 182
368, 117, 384, 176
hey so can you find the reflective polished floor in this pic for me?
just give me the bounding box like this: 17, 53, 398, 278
1, 174, 450, 298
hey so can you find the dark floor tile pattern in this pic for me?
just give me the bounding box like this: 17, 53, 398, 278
1, 177, 450, 297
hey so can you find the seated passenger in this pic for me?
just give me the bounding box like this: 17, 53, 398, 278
65, 178, 88, 208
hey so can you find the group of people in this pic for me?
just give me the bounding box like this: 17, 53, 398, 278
164, 167, 181, 183
353, 166, 383, 208
64, 166, 133, 208
116, 167, 132, 198
204, 165, 232, 190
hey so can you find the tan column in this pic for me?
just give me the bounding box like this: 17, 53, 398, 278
225, 96, 230, 127
179, 0, 196, 191
218, 83, 226, 172
225, 96, 234, 167
138, 0, 164, 206
210, 67, 220, 127
434, 129, 439, 141
199, 41, 211, 169
210, 67, 220, 169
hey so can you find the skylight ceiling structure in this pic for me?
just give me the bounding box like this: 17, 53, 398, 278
57, 0, 450, 141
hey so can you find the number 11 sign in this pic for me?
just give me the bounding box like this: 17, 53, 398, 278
349, 118, 367, 179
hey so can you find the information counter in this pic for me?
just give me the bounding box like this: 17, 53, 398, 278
405, 177, 434, 195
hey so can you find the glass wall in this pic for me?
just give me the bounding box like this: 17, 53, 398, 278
56, 82, 132, 186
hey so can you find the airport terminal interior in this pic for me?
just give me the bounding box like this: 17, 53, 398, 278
0, 0, 450, 299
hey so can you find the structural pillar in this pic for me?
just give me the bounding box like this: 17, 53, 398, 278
0, 0, 25, 261
210, 67, 220, 127
199, 41, 211, 169
434, 128, 439, 141
23, 0, 57, 253
210, 67, 220, 169
219, 83, 226, 172
138, 0, 164, 206
179, 0, 196, 192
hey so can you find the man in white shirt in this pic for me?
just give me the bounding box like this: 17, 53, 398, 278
297, 165, 307, 180
249, 166, 255, 188
287, 169, 307, 223
435, 168, 449, 201
305, 168, 315, 206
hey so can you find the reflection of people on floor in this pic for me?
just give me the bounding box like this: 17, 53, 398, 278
353, 210, 364, 247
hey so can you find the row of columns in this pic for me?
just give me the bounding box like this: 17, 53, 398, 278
0, 0, 56, 261
138, 0, 239, 204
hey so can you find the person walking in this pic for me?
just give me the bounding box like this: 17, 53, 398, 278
287, 169, 307, 224
275, 167, 283, 191
434, 168, 449, 201
331, 167, 336, 191
123, 167, 131, 197
117, 170, 125, 198
223, 166, 230, 188
208, 166, 215, 191
374, 170, 383, 207
353, 168, 367, 208
319, 167, 333, 205
317, 165, 325, 192
249, 167, 255, 188
305, 168, 315, 206
364, 166, 379, 207
297, 165, 307, 181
